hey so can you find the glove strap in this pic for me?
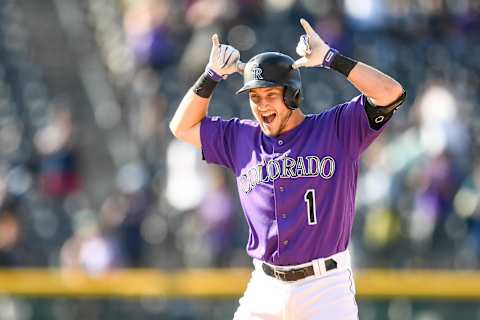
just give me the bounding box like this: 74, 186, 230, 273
205, 67, 223, 82
321, 48, 339, 69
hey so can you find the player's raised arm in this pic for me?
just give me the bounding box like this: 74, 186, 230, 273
293, 18, 405, 110
169, 34, 245, 148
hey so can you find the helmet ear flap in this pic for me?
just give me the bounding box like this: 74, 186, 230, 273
293, 89, 302, 109
283, 87, 302, 110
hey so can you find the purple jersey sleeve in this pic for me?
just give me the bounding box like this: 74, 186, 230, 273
332, 94, 389, 157
200, 116, 240, 171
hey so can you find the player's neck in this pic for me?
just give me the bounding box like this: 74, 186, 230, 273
279, 109, 305, 135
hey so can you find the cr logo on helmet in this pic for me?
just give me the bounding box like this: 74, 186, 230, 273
251, 63, 263, 80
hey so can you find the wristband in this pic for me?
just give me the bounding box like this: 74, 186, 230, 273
330, 52, 358, 77
192, 72, 219, 98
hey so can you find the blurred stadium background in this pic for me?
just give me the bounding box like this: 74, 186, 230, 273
0, 0, 479, 319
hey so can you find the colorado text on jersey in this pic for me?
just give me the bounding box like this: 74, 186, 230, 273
239, 155, 335, 194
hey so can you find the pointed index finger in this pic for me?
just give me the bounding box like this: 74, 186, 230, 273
300, 18, 316, 36
211, 34, 220, 47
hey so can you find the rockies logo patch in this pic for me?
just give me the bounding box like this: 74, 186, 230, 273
251, 63, 263, 80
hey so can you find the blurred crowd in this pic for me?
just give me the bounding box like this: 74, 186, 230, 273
1, 0, 480, 277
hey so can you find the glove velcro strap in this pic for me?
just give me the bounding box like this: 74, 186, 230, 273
321, 48, 339, 69
205, 67, 223, 82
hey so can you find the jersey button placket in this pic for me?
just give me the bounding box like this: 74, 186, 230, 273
277, 187, 286, 250
277, 183, 286, 250
272, 142, 288, 255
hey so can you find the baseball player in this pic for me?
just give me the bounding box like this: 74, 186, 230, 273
170, 18, 405, 319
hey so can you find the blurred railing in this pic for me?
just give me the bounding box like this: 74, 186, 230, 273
1, 269, 480, 300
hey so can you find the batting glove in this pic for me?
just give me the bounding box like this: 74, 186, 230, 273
293, 19, 333, 69
206, 34, 245, 80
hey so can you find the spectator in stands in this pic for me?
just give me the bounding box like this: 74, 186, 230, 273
60, 208, 118, 273
34, 107, 81, 199
197, 167, 236, 267
123, 0, 176, 71
0, 198, 21, 266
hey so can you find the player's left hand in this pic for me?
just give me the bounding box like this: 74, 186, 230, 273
292, 18, 330, 69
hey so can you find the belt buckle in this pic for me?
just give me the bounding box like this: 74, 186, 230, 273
273, 269, 288, 281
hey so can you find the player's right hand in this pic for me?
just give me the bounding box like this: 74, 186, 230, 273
207, 34, 245, 78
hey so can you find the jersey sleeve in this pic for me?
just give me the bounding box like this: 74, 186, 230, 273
332, 94, 390, 157
200, 116, 240, 171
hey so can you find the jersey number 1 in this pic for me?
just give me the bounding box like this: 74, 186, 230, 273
304, 189, 317, 225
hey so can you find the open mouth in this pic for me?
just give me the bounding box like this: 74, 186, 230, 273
262, 112, 277, 125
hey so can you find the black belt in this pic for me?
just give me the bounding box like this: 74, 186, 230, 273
262, 259, 338, 282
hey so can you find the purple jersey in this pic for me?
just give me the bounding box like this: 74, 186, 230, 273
200, 94, 389, 266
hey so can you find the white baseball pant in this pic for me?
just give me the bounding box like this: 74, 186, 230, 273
233, 250, 358, 320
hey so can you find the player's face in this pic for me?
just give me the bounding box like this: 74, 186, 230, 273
249, 87, 292, 137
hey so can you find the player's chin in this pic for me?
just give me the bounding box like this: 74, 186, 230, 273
260, 123, 279, 137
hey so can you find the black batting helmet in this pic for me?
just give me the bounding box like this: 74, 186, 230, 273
236, 52, 302, 110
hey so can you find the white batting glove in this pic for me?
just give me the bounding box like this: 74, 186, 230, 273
293, 19, 331, 69
206, 34, 245, 79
